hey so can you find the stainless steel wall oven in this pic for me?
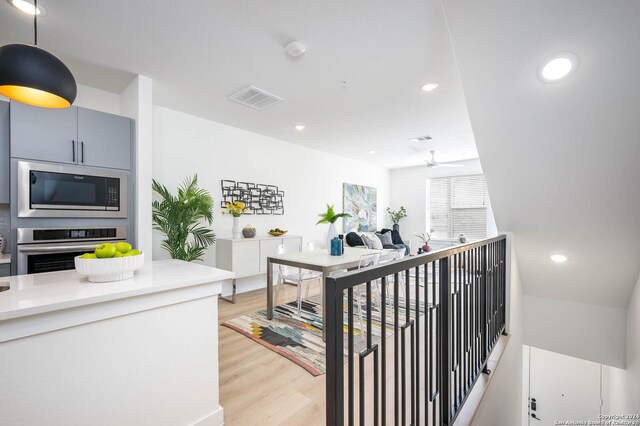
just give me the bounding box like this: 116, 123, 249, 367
17, 227, 128, 275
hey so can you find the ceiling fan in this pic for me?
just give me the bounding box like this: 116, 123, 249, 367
425, 150, 464, 168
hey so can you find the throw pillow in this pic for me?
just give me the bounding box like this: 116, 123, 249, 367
360, 232, 383, 250
376, 231, 394, 246
345, 232, 365, 247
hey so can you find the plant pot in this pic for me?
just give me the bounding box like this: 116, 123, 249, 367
327, 222, 338, 249
232, 216, 242, 239
392, 223, 400, 232
422, 244, 431, 253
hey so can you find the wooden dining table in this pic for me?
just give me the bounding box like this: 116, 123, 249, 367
266, 247, 386, 340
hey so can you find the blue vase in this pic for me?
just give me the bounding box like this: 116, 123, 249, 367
330, 237, 342, 256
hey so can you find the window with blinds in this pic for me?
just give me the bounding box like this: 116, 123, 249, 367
427, 175, 487, 240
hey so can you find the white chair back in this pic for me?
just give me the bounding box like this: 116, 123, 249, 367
358, 253, 381, 269
307, 241, 326, 251
393, 248, 406, 261
379, 250, 397, 264
277, 243, 302, 276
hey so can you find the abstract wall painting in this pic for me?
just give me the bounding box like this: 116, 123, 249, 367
342, 183, 377, 232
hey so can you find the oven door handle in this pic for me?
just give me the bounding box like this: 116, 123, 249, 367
18, 244, 104, 253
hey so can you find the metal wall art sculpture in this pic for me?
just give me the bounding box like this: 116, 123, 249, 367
220, 180, 284, 215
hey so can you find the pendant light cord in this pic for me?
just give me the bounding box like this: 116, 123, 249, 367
34, 0, 38, 46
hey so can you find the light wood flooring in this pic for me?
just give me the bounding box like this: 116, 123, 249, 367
218, 281, 326, 426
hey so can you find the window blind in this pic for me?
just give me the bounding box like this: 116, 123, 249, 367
428, 175, 487, 240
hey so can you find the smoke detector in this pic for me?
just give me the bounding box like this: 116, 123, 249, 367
228, 85, 284, 111
285, 41, 307, 57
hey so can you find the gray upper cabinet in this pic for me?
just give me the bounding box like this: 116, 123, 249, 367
0, 101, 9, 203
78, 108, 131, 170
10, 102, 133, 170
10, 102, 78, 165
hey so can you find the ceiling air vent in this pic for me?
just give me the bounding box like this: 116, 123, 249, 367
409, 135, 432, 142
228, 85, 284, 111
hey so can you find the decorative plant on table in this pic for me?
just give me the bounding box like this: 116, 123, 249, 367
416, 232, 432, 253
152, 175, 215, 262
386, 206, 407, 231
316, 204, 351, 248
222, 201, 248, 239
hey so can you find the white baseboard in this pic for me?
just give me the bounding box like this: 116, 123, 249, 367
191, 406, 224, 426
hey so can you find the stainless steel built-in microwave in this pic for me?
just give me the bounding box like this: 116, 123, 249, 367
18, 161, 128, 218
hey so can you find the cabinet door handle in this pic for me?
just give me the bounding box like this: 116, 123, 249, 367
81, 141, 84, 163
72, 140, 76, 162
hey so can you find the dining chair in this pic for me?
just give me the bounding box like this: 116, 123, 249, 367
307, 241, 326, 251
274, 243, 323, 317
353, 253, 381, 337
373, 248, 406, 309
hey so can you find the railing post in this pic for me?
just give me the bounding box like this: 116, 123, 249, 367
439, 257, 452, 425
481, 244, 490, 374
325, 276, 344, 425
501, 239, 508, 335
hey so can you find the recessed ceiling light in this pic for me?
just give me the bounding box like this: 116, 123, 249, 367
369, 150, 377, 155
421, 83, 438, 92
295, 125, 305, 131
285, 41, 307, 57
538, 52, 578, 83
550, 254, 568, 263
9, 0, 46, 16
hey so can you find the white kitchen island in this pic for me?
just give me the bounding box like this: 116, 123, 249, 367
0, 259, 234, 426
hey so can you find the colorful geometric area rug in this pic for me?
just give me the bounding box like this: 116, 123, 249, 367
222, 295, 424, 377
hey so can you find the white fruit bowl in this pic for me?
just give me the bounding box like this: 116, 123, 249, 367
75, 253, 145, 283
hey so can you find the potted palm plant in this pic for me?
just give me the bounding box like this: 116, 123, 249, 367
152, 175, 215, 262
316, 204, 350, 249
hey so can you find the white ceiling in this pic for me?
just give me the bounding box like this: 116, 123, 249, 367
443, 0, 640, 307
0, 0, 478, 169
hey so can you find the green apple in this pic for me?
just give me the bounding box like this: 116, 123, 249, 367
95, 243, 117, 258
80, 253, 97, 259
115, 242, 132, 254
113, 251, 123, 258
124, 249, 141, 257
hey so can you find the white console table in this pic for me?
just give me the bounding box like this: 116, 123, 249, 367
216, 234, 302, 303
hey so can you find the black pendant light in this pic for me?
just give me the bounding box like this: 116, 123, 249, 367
0, 0, 77, 108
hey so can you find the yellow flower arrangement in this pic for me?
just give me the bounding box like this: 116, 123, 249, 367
222, 201, 248, 217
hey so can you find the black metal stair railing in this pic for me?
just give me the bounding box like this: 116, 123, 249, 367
325, 235, 507, 425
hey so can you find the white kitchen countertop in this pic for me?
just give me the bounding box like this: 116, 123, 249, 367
0, 254, 10, 264
0, 259, 234, 321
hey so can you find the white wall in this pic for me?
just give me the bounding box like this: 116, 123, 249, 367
604, 272, 640, 412
523, 295, 627, 368
120, 76, 154, 257
152, 106, 391, 292
472, 235, 523, 426
389, 159, 497, 250
74, 84, 121, 115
